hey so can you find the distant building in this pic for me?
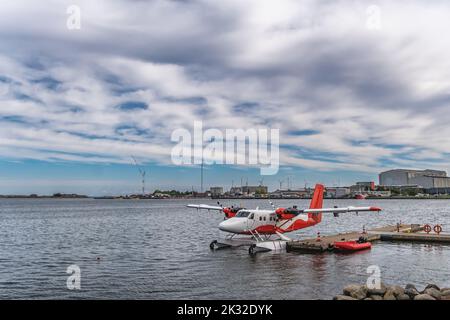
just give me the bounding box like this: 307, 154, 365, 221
350, 182, 375, 193
379, 169, 450, 189
325, 187, 350, 198
427, 187, 450, 195
357, 182, 375, 190
228, 185, 268, 196
210, 187, 224, 197
367, 190, 391, 197
270, 188, 311, 198
229, 187, 243, 196
242, 185, 268, 195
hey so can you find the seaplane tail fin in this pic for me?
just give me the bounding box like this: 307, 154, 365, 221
308, 184, 324, 223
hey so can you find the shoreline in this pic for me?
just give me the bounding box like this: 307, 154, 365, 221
1, 196, 450, 200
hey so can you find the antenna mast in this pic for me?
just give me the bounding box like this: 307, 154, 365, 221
201, 157, 204, 193
131, 156, 146, 196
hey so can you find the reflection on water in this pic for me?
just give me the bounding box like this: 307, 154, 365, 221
0, 198, 449, 299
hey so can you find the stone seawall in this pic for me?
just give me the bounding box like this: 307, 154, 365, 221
334, 283, 450, 300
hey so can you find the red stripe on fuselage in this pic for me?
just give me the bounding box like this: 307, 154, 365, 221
239, 218, 320, 235
279, 218, 318, 233
239, 224, 277, 235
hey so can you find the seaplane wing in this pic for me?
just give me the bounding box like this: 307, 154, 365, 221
304, 206, 381, 214
187, 204, 223, 211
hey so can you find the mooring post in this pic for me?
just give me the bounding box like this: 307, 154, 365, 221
316, 232, 321, 242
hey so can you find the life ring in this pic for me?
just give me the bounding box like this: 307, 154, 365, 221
433, 225, 442, 235
423, 224, 432, 234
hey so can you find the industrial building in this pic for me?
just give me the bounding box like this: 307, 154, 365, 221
270, 188, 311, 198
350, 182, 375, 193
243, 185, 268, 195
379, 169, 450, 189
325, 187, 350, 198
209, 187, 224, 197
229, 185, 268, 196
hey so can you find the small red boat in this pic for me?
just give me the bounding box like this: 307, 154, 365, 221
334, 240, 372, 251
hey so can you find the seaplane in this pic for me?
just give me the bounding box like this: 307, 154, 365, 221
187, 184, 382, 254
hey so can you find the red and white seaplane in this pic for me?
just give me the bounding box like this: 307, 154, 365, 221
188, 184, 381, 254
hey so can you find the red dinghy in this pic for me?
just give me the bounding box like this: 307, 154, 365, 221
334, 240, 372, 251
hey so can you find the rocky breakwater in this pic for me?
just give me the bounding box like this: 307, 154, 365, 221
334, 283, 450, 300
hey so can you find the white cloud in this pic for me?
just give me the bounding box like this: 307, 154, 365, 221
0, 0, 450, 177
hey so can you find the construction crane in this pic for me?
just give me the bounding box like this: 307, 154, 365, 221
200, 157, 204, 193
131, 156, 146, 196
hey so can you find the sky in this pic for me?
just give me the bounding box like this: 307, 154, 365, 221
1, 0, 450, 195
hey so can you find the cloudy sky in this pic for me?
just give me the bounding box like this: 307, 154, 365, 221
1, 0, 450, 195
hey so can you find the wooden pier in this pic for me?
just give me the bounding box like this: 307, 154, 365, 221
286, 224, 450, 253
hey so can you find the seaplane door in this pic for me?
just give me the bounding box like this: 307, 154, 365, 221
247, 213, 255, 230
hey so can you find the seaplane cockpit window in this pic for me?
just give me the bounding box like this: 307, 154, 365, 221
248, 213, 254, 220
236, 211, 251, 218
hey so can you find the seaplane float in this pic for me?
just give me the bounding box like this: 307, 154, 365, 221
188, 184, 382, 254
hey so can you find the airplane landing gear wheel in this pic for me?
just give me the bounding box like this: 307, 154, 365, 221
209, 240, 218, 250
249, 244, 257, 255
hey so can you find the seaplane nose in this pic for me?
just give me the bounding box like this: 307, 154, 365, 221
218, 218, 244, 233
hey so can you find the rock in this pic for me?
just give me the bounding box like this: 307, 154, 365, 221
397, 293, 411, 300
383, 290, 397, 300
424, 287, 442, 300
423, 284, 440, 292
390, 285, 405, 297
343, 284, 363, 296
334, 295, 357, 300
405, 283, 418, 291
441, 289, 450, 297
414, 294, 436, 300
405, 287, 420, 299
366, 282, 387, 296
350, 286, 368, 300
337, 283, 447, 301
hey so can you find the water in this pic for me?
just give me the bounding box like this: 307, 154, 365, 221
0, 198, 449, 299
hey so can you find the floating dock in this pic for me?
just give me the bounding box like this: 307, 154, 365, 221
286, 224, 450, 253
375, 231, 450, 243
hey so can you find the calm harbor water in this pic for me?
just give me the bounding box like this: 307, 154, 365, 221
0, 198, 449, 299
